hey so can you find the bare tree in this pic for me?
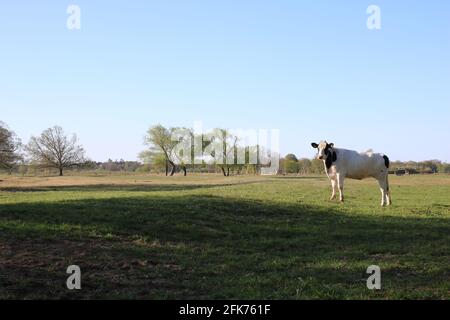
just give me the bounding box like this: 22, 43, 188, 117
25, 126, 86, 176
0, 121, 22, 174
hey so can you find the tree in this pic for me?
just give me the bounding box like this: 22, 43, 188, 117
281, 154, 299, 174
143, 125, 179, 176
0, 122, 22, 173
139, 150, 167, 173
171, 127, 195, 176
25, 126, 86, 176
310, 159, 324, 174
298, 158, 312, 175
207, 129, 239, 176
285, 154, 298, 162
243, 145, 260, 174
420, 160, 440, 174
441, 163, 450, 174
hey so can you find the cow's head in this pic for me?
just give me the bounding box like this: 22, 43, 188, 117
311, 141, 334, 160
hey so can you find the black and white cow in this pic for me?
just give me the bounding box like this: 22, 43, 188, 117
311, 141, 392, 206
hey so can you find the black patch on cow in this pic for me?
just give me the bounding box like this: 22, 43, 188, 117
383, 155, 390, 169
325, 155, 332, 169
325, 145, 337, 169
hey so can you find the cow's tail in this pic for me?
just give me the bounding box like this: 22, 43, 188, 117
383, 155, 391, 196
385, 171, 390, 192
383, 155, 390, 192
383, 155, 390, 169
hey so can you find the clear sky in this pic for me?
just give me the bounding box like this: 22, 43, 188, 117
1, 1, 449, 162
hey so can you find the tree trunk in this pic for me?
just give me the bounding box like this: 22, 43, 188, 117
165, 161, 169, 176
59, 167, 63, 176
169, 161, 176, 176
221, 167, 226, 176
182, 166, 187, 176
227, 167, 230, 176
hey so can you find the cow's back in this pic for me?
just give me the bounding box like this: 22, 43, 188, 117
336, 149, 386, 180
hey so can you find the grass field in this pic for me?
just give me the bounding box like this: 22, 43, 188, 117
0, 173, 449, 299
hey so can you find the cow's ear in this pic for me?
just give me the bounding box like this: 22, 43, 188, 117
311, 143, 319, 148
329, 143, 334, 148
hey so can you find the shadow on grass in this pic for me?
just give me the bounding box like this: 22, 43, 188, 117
0, 190, 449, 299
0, 180, 268, 193
272, 176, 327, 180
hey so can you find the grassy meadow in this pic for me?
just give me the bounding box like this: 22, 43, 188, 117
0, 173, 449, 299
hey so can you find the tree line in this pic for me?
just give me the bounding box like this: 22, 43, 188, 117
137, 124, 274, 176
279, 154, 450, 175
0, 122, 268, 176
1, 121, 449, 176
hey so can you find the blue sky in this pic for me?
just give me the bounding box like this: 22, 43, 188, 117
1, 1, 449, 162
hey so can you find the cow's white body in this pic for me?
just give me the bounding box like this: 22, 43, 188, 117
326, 149, 388, 181
312, 141, 392, 206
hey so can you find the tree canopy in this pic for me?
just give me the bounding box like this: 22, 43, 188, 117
0, 121, 22, 172
25, 126, 86, 176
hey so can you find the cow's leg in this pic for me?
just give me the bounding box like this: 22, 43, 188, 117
385, 174, 392, 206
337, 173, 344, 202
330, 179, 337, 200
378, 177, 388, 206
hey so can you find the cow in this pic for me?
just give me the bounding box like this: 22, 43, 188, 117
311, 141, 392, 206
